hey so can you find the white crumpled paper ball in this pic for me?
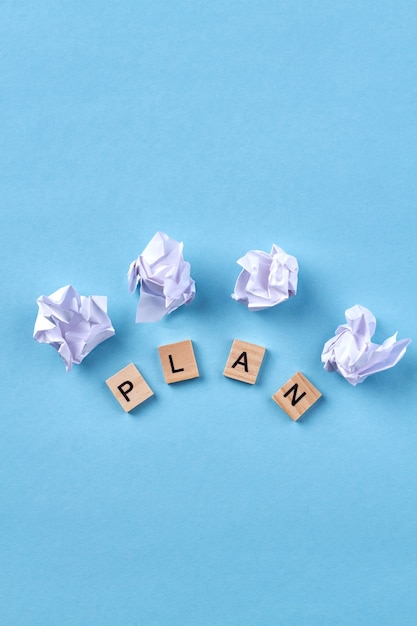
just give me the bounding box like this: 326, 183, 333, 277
128, 231, 195, 323
33, 285, 115, 371
321, 304, 411, 385
232, 244, 298, 311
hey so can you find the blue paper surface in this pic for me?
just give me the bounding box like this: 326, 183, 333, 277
1, 2, 417, 624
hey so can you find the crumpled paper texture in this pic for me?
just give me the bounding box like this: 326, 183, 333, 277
321, 304, 410, 385
128, 231, 195, 323
232, 244, 298, 311
33, 285, 115, 371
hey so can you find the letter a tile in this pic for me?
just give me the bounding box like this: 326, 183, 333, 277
158, 339, 199, 384
223, 339, 266, 384
106, 363, 154, 412
272, 371, 322, 421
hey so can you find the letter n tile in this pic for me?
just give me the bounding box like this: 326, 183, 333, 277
272, 371, 322, 421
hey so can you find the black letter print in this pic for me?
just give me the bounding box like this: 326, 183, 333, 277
231, 351, 248, 372
117, 380, 134, 402
283, 383, 306, 406
169, 355, 185, 374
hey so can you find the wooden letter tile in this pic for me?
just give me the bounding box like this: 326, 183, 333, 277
106, 363, 154, 412
272, 371, 322, 420
223, 339, 266, 384
158, 339, 199, 384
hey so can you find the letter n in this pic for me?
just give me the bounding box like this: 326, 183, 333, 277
283, 383, 306, 406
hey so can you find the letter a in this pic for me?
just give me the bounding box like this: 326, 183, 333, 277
224, 340, 266, 384
231, 351, 249, 372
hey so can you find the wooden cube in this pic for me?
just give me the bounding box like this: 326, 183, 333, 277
106, 363, 154, 412
158, 339, 199, 384
223, 339, 266, 385
272, 371, 322, 421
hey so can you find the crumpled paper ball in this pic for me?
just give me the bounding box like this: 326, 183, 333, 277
33, 285, 115, 371
231, 244, 298, 311
128, 231, 196, 323
321, 304, 411, 385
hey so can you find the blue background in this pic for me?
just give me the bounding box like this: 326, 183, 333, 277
1, 2, 417, 624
